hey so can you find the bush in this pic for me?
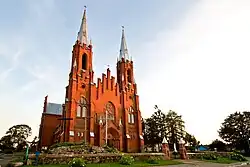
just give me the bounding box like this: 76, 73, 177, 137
50, 142, 87, 149
146, 156, 159, 164
200, 153, 220, 160
68, 158, 86, 167
103, 145, 116, 153
233, 150, 242, 154
229, 153, 247, 162
119, 155, 134, 165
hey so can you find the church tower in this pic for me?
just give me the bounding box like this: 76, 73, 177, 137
116, 27, 144, 152
64, 7, 94, 143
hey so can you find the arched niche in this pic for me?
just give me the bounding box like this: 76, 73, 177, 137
82, 53, 87, 70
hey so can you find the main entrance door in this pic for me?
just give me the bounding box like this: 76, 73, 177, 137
107, 128, 120, 150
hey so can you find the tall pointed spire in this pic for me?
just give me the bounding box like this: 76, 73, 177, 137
77, 6, 89, 45
119, 26, 130, 61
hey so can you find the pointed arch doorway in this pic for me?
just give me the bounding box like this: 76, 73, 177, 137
107, 127, 120, 150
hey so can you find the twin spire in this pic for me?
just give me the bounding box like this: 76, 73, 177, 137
77, 6, 89, 45
77, 7, 131, 61
119, 26, 131, 61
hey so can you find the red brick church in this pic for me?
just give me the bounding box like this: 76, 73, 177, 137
38, 8, 144, 153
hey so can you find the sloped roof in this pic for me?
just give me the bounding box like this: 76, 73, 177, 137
46, 103, 63, 115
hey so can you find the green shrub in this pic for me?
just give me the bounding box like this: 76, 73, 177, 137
200, 153, 220, 160
103, 145, 118, 153
68, 158, 86, 167
233, 150, 242, 154
119, 155, 134, 165
50, 142, 74, 149
50, 142, 88, 149
229, 153, 247, 162
146, 156, 159, 164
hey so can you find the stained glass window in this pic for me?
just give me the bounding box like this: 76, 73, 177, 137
76, 97, 88, 117
128, 107, 135, 124
105, 102, 115, 121
77, 105, 81, 117
82, 106, 87, 117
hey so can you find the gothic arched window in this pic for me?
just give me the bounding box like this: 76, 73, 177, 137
127, 69, 132, 83
128, 107, 135, 124
76, 97, 87, 117
82, 53, 87, 70
77, 105, 81, 117
105, 102, 115, 121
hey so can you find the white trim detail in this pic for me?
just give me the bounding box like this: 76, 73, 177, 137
69, 131, 74, 136
140, 135, 144, 140
90, 132, 94, 137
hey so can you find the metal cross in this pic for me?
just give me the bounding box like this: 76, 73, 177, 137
98, 111, 114, 145
82, 116, 93, 143
58, 117, 73, 142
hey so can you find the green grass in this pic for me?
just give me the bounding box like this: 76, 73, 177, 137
201, 158, 239, 164
24, 160, 182, 167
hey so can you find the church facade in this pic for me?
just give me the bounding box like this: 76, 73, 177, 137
38, 8, 144, 153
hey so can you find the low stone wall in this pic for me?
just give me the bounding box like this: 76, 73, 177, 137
28, 153, 165, 165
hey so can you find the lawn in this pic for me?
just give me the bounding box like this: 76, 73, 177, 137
24, 160, 183, 167
201, 158, 240, 164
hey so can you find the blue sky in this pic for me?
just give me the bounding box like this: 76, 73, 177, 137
1, 0, 250, 144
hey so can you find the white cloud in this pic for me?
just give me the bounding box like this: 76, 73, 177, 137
138, 0, 250, 144
0, 48, 23, 83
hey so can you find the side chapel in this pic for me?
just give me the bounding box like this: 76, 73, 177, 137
38, 8, 144, 152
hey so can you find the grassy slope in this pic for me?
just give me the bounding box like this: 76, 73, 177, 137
201, 158, 240, 164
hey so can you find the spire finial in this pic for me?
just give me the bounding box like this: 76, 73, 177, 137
77, 6, 89, 45
119, 26, 130, 61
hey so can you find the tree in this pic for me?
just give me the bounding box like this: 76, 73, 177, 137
143, 106, 186, 152
165, 110, 185, 148
0, 124, 32, 151
0, 135, 14, 151
29, 136, 39, 152
218, 111, 250, 153
142, 118, 150, 147
184, 132, 198, 147
151, 105, 167, 144
143, 117, 159, 151
209, 139, 226, 151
